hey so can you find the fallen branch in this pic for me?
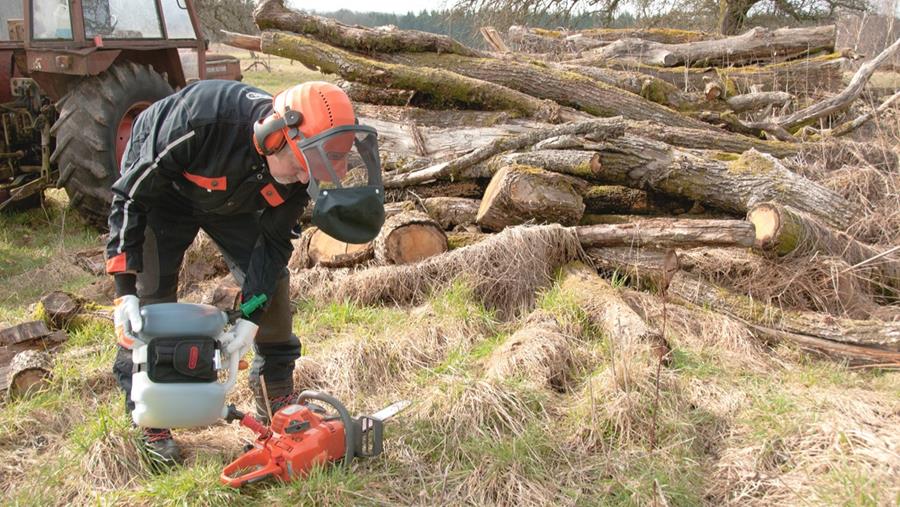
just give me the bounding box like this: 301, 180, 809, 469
383, 117, 625, 188
726, 91, 793, 113
584, 25, 835, 67
254, 0, 484, 57
829, 90, 900, 137
777, 36, 900, 130
576, 218, 755, 249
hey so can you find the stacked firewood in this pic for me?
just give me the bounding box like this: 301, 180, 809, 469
219, 0, 900, 367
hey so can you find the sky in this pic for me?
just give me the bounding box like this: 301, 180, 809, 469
289, 0, 451, 14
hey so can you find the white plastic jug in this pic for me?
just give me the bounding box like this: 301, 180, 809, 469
130, 303, 256, 429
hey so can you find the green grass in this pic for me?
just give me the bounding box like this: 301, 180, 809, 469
212, 45, 334, 95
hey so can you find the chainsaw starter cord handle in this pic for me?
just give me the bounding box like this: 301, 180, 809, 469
298, 390, 355, 467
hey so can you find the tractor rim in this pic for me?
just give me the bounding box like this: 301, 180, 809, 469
115, 102, 151, 169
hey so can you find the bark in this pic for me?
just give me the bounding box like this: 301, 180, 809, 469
422, 197, 480, 230
504, 143, 855, 228
38, 291, 83, 330
554, 62, 697, 110
586, 54, 847, 95
507, 25, 607, 54
205, 279, 242, 311
385, 180, 489, 202
584, 246, 673, 287
560, 263, 669, 359
515, 26, 719, 46
476, 165, 586, 231
586, 25, 835, 67
260, 31, 557, 120
254, 0, 484, 57
718, 0, 757, 36
576, 218, 755, 249
582, 185, 694, 215
624, 121, 800, 158
5, 350, 52, 398
382, 117, 625, 188
0, 321, 52, 346
748, 202, 900, 292
338, 80, 415, 107
374, 211, 448, 265
386, 52, 715, 130
480, 26, 510, 53
726, 91, 793, 113
778, 36, 900, 130
220, 29, 262, 51
669, 270, 900, 350
829, 89, 900, 137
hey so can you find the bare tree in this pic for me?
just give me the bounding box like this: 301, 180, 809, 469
454, 0, 872, 34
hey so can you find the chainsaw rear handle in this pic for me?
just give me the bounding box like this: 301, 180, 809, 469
297, 390, 356, 466
220, 446, 281, 488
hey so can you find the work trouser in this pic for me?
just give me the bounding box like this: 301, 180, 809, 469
112, 198, 301, 416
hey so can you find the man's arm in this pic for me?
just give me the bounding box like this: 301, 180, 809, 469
240, 192, 309, 306
106, 124, 196, 296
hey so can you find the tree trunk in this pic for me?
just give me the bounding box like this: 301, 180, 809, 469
382, 117, 624, 188
584, 54, 847, 95
717, 0, 757, 35
476, 165, 586, 231
588, 25, 834, 66
304, 227, 375, 268
509, 26, 719, 49
748, 202, 900, 293
554, 63, 696, 110
422, 197, 480, 230
338, 80, 415, 107
254, 0, 484, 57
374, 211, 448, 265
386, 52, 715, 130
582, 185, 694, 215
726, 91, 793, 113
5, 350, 52, 398
623, 121, 799, 158
509, 143, 856, 228
576, 218, 755, 249
560, 263, 669, 359
777, 36, 900, 130
669, 271, 900, 350
260, 31, 558, 120
0, 321, 52, 346
37, 291, 83, 330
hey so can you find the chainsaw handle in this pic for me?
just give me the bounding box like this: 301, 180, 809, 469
220, 446, 281, 488
297, 390, 355, 467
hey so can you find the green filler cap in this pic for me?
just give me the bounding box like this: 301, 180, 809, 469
240, 294, 267, 318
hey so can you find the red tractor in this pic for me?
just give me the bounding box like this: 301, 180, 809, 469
0, 0, 240, 225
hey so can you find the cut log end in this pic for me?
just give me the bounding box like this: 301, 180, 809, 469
309, 229, 374, 268
747, 203, 782, 249
6, 350, 52, 399
374, 211, 449, 265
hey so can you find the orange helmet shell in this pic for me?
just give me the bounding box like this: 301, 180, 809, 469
254, 82, 357, 179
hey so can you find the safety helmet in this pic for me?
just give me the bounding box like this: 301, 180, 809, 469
253, 82, 386, 244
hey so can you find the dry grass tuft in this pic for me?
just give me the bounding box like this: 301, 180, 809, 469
680, 248, 885, 318
483, 310, 576, 391
291, 224, 584, 316
75, 427, 151, 491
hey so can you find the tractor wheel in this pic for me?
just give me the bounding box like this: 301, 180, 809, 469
52, 62, 173, 228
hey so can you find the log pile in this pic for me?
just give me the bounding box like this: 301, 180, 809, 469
222, 1, 900, 367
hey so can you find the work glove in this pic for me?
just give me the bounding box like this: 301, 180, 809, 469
114, 295, 142, 349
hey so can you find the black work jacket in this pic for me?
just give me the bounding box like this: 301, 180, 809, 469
105, 80, 308, 301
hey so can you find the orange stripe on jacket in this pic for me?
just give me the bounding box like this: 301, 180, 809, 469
106, 252, 127, 273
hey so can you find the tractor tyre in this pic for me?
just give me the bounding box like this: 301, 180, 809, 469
52, 62, 173, 229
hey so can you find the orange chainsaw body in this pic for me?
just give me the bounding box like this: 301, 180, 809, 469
221, 404, 346, 487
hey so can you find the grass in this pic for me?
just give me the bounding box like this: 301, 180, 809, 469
212, 44, 334, 95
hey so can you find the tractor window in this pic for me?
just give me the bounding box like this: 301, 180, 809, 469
160, 0, 195, 39
0, 1, 24, 41
32, 0, 73, 39
83, 0, 162, 39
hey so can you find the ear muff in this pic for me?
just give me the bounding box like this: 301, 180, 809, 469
253, 109, 304, 156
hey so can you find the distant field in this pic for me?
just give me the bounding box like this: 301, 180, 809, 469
211, 44, 335, 94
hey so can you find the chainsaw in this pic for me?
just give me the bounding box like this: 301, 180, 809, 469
220, 391, 410, 488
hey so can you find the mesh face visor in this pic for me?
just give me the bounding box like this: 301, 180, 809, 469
294, 125, 383, 200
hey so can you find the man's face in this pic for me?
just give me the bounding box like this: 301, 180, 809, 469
265, 144, 307, 185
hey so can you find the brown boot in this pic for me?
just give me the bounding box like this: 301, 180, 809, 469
141, 427, 182, 465
249, 376, 296, 424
